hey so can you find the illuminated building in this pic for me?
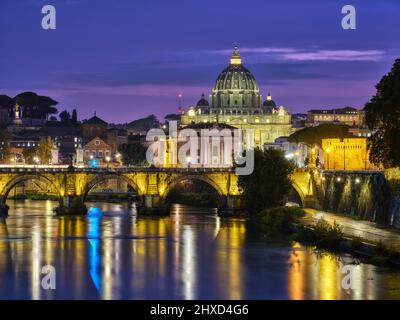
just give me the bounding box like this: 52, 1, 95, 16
322, 138, 378, 170
180, 46, 293, 147
307, 107, 365, 128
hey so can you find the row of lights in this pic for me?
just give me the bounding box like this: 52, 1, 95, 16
322, 176, 361, 184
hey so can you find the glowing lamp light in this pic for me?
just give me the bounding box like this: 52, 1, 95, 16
355, 178, 360, 184
90, 159, 98, 168
186, 156, 191, 164
336, 177, 342, 182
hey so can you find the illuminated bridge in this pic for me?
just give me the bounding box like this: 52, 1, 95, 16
0, 166, 316, 216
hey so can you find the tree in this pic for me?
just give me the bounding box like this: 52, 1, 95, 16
364, 59, 400, 168
288, 124, 353, 147
37, 137, 54, 164
59, 110, 71, 124
13, 92, 58, 119
0, 129, 11, 163
118, 143, 148, 166
238, 148, 295, 215
71, 109, 78, 125
23, 148, 37, 164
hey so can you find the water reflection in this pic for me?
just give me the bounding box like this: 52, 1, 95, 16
0, 200, 399, 299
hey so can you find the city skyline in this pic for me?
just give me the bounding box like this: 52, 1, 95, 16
1, 0, 399, 122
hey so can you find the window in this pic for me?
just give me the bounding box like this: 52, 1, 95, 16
95, 140, 100, 146
98, 150, 103, 157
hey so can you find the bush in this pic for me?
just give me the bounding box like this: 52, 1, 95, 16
293, 218, 344, 250
257, 207, 305, 237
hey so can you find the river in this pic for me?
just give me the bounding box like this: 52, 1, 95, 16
0, 200, 400, 300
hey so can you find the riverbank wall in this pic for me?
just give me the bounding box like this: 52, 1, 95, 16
312, 169, 400, 228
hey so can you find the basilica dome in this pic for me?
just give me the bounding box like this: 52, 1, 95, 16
213, 47, 259, 92
210, 46, 262, 109
262, 93, 277, 113
196, 93, 209, 107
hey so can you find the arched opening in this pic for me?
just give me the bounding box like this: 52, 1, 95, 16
1, 174, 61, 214
286, 184, 304, 207
83, 174, 141, 204
164, 177, 223, 209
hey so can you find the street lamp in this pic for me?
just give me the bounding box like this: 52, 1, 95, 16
186, 156, 191, 169
105, 155, 111, 168
33, 156, 40, 168
116, 153, 122, 166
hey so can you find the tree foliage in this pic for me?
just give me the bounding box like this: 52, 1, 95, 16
364, 59, 400, 168
288, 124, 353, 147
71, 109, 78, 124
37, 137, 54, 164
126, 115, 160, 132
23, 137, 54, 164
59, 110, 71, 124
118, 143, 148, 166
238, 148, 295, 215
0, 129, 11, 163
14, 92, 58, 119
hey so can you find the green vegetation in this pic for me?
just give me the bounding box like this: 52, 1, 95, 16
13, 92, 58, 120
364, 59, 400, 168
25, 192, 59, 201
0, 129, 11, 163
126, 114, 160, 132
37, 137, 54, 164
293, 219, 344, 250
254, 207, 305, 238
23, 137, 54, 164
288, 123, 353, 147
118, 143, 148, 166
238, 148, 295, 215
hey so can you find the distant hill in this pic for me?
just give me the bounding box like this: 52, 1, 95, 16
126, 114, 160, 132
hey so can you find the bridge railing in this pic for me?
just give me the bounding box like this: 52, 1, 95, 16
0, 165, 236, 174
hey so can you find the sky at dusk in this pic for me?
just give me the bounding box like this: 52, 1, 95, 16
0, 0, 399, 123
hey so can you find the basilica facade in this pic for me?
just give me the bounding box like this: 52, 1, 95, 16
180, 46, 293, 147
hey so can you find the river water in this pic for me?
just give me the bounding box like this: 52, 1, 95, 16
0, 200, 400, 300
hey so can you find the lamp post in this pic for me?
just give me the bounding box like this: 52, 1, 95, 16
116, 153, 122, 166
105, 156, 111, 169
186, 156, 191, 169
33, 156, 40, 169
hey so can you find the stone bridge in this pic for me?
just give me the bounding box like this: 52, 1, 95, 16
0, 166, 316, 216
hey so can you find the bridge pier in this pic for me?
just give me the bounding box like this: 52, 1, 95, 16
55, 196, 87, 216
137, 195, 168, 215
0, 204, 9, 217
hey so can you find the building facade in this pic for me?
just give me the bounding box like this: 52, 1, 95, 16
83, 137, 112, 163
180, 46, 293, 147
321, 138, 378, 170
307, 107, 365, 128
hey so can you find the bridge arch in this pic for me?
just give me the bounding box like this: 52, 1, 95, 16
161, 174, 225, 207
82, 173, 141, 202
289, 182, 305, 207
0, 174, 62, 205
